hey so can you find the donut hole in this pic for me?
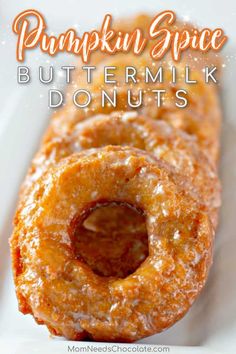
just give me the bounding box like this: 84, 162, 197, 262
73, 203, 148, 278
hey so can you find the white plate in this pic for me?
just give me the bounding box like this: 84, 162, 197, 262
0, 1, 236, 353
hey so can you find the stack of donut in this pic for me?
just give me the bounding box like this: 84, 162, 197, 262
11, 15, 222, 342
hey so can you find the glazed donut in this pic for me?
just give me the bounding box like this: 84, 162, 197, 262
22, 112, 220, 229
11, 147, 213, 341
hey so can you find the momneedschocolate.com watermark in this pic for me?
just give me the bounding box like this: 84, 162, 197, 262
67, 344, 170, 353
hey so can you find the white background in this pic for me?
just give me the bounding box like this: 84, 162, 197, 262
0, 1, 236, 354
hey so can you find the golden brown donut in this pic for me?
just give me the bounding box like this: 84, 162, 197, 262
22, 112, 220, 229
11, 146, 214, 341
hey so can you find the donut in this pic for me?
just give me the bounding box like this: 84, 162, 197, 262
23, 112, 220, 228
11, 146, 214, 341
